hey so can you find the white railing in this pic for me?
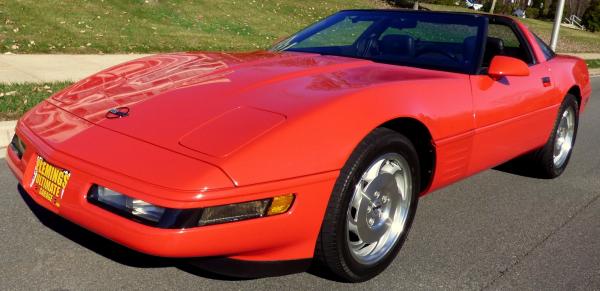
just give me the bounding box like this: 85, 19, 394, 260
563, 15, 585, 30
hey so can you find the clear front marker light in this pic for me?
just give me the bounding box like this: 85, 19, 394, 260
9, 135, 26, 159
88, 185, 166, 224
198, 199, 271, 226
198, 194, 296, 226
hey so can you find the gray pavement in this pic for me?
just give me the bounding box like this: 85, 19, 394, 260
0, 78, 599, 290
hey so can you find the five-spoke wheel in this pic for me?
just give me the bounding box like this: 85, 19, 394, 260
553, 107, 576, 168
346, 153, 412, 265
315, 128, 420, 282
526, 93, 579, 178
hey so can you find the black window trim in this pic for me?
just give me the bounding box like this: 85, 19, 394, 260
532, 32, 556, 61
477, 15, 538, 75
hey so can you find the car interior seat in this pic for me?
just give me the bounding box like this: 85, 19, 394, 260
378, 35, 416, 58
482, 37, 505, 67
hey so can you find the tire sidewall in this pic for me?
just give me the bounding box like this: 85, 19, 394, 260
543, 94, 579, 177
333, 129, 421, 281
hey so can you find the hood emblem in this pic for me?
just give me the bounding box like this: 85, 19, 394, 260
106, 107, 130, 119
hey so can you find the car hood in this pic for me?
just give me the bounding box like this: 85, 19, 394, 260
47, 51, 452, 179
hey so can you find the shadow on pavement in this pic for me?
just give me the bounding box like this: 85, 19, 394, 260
16, 185, 247, 281
16, 184, 345, 282
493, 155, 552, 179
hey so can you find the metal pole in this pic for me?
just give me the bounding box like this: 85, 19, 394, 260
550, 0, 567, 50
490, 0, 497, 13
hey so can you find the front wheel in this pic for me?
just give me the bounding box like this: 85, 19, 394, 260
314, 128, 420, 282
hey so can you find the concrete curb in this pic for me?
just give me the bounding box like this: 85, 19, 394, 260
0, 120, 17, 159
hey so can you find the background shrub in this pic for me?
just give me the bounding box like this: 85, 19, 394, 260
525, 7, 541, 18
582, 0, 600, 32
427, 0, 459, 6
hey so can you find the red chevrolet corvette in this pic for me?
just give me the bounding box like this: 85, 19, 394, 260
7, 10, 591, 281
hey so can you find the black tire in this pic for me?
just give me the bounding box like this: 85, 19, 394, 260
527, 94, 579, 178
314, 128, 420, 282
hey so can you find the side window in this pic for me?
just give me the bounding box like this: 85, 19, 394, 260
534, 34, 555, 60
488, 24, 520, 47
484, 23, 533, 67
377, 22, 479, 67
293, 17, 373, 48
380, 22, 478, 43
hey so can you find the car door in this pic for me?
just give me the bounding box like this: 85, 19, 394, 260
468, 20, 560, 174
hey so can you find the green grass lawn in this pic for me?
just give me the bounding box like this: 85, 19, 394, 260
0, 82, 72, 120
520, 18, 600, 53
588, 59, 600, 69
420, 3, 600, 53
1, 1, 596, 54
0, 0, 387, 54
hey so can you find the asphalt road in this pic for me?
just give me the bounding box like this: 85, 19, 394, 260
1, 78, 599, 290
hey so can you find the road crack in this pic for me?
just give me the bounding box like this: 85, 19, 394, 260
481, 192, 600, 290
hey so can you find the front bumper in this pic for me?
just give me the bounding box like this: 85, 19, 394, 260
7, 121, 337, 262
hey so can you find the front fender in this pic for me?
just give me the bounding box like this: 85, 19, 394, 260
219, 75, 475, 187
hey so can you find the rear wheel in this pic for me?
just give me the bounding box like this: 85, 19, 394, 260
528, 94, 579, 178
314, 128, 420, 282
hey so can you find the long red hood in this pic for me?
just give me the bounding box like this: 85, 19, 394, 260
44, 51, 452, 160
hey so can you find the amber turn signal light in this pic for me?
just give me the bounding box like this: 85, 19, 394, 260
267, 194, 295, 216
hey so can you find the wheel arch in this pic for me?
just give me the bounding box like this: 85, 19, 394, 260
567, 85, 582, 110
379, 117, 436, 194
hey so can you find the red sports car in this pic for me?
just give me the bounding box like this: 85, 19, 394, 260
7, 10, 591, 282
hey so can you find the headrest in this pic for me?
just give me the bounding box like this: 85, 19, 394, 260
379, 35, 415, 57
486, 37, 504, 56
483, 37, 505, 65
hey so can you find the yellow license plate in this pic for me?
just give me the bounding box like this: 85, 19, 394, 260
29, 156, 71, 208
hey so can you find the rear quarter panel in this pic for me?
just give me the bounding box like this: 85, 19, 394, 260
548, 55, 592, 112
516, 20, 591, 111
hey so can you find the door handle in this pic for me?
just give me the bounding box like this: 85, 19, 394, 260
542, 77, 552, 87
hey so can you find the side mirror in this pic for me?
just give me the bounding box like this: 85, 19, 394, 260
488, 55, 530, 79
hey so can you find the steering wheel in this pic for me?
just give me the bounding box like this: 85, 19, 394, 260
415, 48, 459, 63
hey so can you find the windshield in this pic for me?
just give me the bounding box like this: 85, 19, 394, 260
272, 10, 486, 74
